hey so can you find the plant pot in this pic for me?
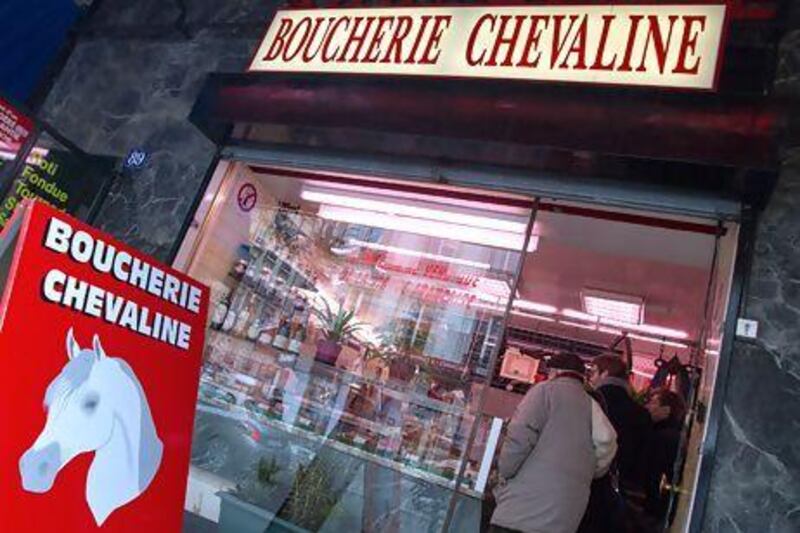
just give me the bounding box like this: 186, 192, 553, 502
288, 338, 302, 353
217, 492, 274, 533
315, 339, 342, 365
257, 332, 273, 346
389, 358, 414, 381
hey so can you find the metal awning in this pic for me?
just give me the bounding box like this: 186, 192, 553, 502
191, 72, 781, 170
225, 142, 743, 222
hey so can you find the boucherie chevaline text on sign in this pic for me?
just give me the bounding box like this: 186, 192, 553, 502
250, 4, 727, 89
41, 216, 202, 350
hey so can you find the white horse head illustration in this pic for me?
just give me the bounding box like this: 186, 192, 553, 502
19, 328, 163, 526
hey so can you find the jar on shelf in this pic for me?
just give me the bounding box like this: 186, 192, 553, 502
288, 322, 304, 354
246, 318, 262, 342
273, 318, 291, 350
221, 299, 238, 333
256, 313, 276, 346
230, 258, 248, 280
233, 294, 255, 336
210, 291, 231, 330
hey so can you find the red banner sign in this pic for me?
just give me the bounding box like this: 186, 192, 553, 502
0, 201, 209, 531
0, 97, 34, 161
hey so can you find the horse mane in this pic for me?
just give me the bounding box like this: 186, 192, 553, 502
44, 350, 95, 409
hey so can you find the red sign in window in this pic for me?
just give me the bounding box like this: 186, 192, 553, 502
0, 97, 34, 161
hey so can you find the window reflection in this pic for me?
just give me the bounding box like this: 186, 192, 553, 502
185, 172, 529, 532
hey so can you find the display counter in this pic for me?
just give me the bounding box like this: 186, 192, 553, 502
199, 328, 492, 498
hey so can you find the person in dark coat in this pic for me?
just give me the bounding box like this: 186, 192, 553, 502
643, 389, 687, 521
577, 389, 628, 533
590, 355, 650, 491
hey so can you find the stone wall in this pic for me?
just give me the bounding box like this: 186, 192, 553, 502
700, 8, 800, 533
39, 0, 278, 260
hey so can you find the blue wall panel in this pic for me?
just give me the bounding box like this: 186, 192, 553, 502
0, 0, 80, 102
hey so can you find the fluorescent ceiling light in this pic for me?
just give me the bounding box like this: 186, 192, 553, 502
303, 179, 532, 216
598, 326, 623, 336
627, 333, 688, 349
304, 189, 527, 233
631, 368, 655, 379
582, 289, 644, 325
511, 310, 556, 322
562, 309, 599, 322
559, 320, 598, 331
634, 324, 689, 339
471, 301, 507, 314
513, 299, 557, 314
600, 318, 689, 340
348, 239, 491, 270
319, 205, 531, 251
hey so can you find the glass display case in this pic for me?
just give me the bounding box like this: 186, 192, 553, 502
182, 170, 532, 532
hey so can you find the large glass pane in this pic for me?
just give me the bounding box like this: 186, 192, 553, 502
469, 205, 722, 533
182, 167, 531, 532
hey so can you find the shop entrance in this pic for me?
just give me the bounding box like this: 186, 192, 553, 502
175, 160, 738, 533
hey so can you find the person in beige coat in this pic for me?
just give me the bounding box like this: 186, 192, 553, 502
491, 353, 617, 533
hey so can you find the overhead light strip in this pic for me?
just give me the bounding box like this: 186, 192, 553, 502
303, 189, 528, 233
318, 204, 536, 251
348, 239, 491, 270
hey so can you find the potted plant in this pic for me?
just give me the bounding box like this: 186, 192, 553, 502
217, 457, 286, 533
373, 326, 415, 381
312, 299, 362, 365
278, 460, 339, 531
363, 340, 399, 380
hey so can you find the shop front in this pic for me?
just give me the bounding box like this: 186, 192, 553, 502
176, 157, 747, 533
161, 2, 779, 532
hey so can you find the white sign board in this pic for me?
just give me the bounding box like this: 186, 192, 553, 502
736, 318, 758, 339
250, 4, 728, 90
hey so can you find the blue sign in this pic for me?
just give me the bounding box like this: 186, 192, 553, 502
124, 148, 149, 170
0, 1, 81, 102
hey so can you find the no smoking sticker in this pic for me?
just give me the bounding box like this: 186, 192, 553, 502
237, 183, 257, 212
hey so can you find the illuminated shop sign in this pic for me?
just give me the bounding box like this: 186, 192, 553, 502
250, 4, 728, 90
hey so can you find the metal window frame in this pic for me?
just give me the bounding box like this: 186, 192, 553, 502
221, 142, 742, 222
686, 208, 755, 532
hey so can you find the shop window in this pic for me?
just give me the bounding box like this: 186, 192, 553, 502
182, 166, 532, 532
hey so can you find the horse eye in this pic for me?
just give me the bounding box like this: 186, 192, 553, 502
82, 395, 99, 414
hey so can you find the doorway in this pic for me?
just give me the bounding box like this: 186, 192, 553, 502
482, 202, 737, 533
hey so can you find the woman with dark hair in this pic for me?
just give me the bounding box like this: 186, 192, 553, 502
642, 389, 687, 521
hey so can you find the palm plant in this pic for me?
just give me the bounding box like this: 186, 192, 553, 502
312, 297, 363, 344
230, 456, 282, 509
364, 338, 399, 364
